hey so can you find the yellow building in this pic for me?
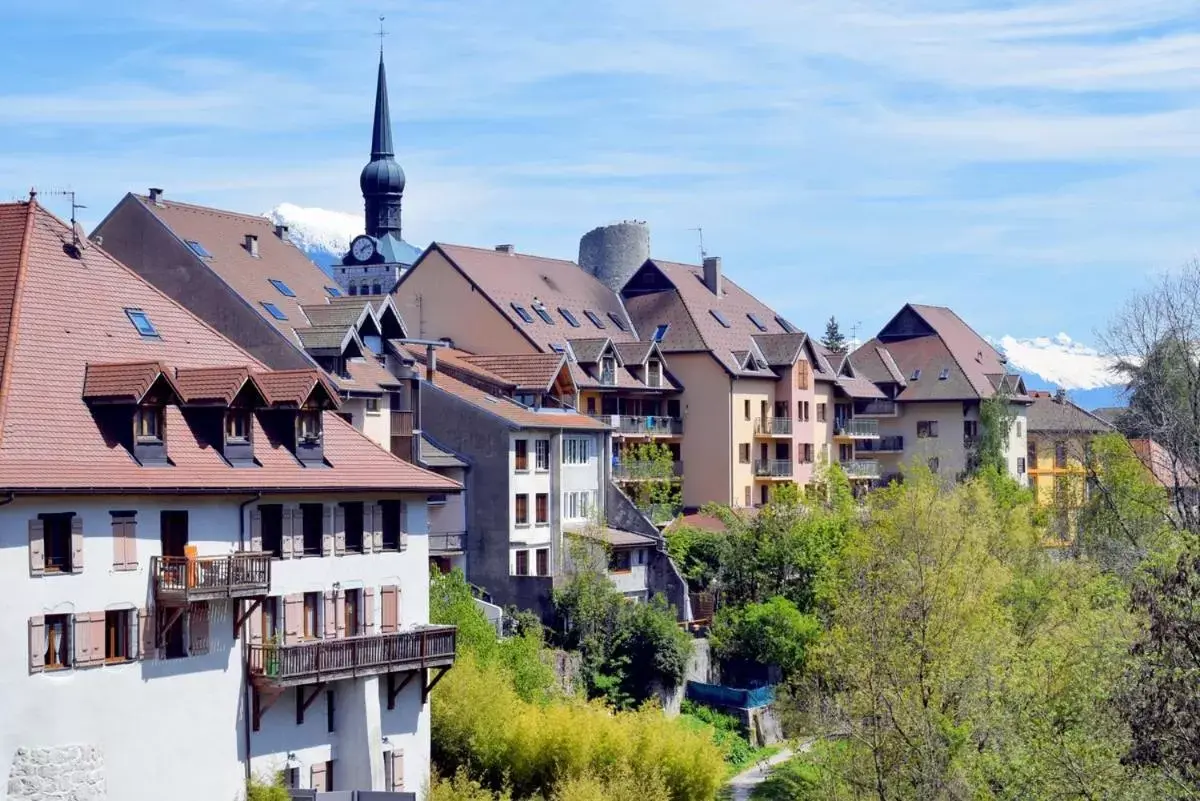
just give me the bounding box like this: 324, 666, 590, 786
1026, 390, 1114, 543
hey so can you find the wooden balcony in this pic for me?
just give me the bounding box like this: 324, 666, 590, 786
248, 626, 457, 687
151, 553, 271, 605
754, 417, 792, 437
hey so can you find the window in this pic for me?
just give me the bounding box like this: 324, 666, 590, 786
1016, 421, 1023, 438
938, 367, 950, 380
325, 286, 342, 297
514, 439, 529, 471
261, 596, 281, 641
327, 690, 336, 733
284, 767, 300, 789
533, 305, 555, 325
747, 313, 768, 332
744, 486, 752, 506
709, 309, 731, 328
348, 285, 358, 296
535, 493, 549, 524
511, 303, 533, 323
536, 548, 550, 576
744, 400, 751, 420
300, 503, 323, 556
1017, 457, 1026, 475
342, 502, 364, 553
344, 588, 362, 636
261, 302, 288, 321
303, 592, 321, 639
1027, 441, 1037, 468
586, 396, 597, 414
911, 368, 922, 381
839, 443, 853, 461
917, 421, 938, 438
124, 308, 159, 337
584, 310, 606, 329
381, 500, 404, 551
559, 308, 581, 327
42, 512, 74, 572
515, 494, 529, 526
160, 606, 187, 659
225, 409, 250, 442
135, 405, 163, 442
269, 278, 296, 297
535, 439, 550, 471
797, 401, 810, 422
371, 284, 381, 295
298, 410, 322, 443
365, 397, 380, 413
607, 312, 628, 331
738, 443, 750, 463
515, 549, 530, 576
609, 550, 632, 573
185, 240, 212, 258
816, 403, 827, 423
105, 609, 132, 663
964, 420, 979, 442
600, 357, 616, 385
652, 324, 669, 342
1055, 441, 1068, 469
563, 491, 593, 520
647, 360, 663, 387
260, 505, 283, 558
44, 614, 71, 670
796, 361, 810, 389
564, 437, 591, 465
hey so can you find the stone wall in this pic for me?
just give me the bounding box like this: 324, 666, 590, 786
7, 745, 106, 801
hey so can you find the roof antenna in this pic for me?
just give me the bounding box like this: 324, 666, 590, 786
849, 320, 863, 344
689, 227, 706, 262
377, 15, 387, 56
46, 189, 87, 258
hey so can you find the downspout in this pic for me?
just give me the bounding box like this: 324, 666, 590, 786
239, 492, 261, 785
729, 374, 735, 504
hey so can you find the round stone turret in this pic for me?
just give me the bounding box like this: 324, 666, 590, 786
578, 221, 651, 293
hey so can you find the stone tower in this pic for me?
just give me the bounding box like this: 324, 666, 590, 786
578, 221, 651, 294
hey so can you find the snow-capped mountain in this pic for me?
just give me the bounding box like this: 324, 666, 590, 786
264, 203, 359, 275
990, 333, 1126, 410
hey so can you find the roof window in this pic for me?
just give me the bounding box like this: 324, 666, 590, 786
938, 367, 950, 380
911, 368, 922, 381
185, 240, 212, 259
559, 308, 581, 327
269, 279, 296, 297
710, 309, 731, 328
584, 310, 606, 329
653, 324, 669, 342
747, 313, 768, 332
775, 316, 798, 334
534, 306, 555, 325
124, 308, 159, 338
607, 312, 628, 332
511, 303, 534, 324
261, 302, 288, 321
325, 286, 342, 298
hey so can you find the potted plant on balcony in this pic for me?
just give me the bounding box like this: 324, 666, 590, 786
263, 634, 281, 677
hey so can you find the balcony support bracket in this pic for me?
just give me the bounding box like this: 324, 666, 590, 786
423, 666, 451, 702
156, 606, 185, 648
252, 684, 285, 730
387, 671, 414, 710
233, 598, 263, 641
296, 682, 326, 724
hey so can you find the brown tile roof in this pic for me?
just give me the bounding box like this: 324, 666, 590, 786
459, 352, 568, 392
331, 358, 402, 394
254, 368, 340, 408
301, 303, 373, 330
425, 371, 607, 431
173, 365, 255, 405
390, 342, 517, 393
567, 338, 611, 364
1027, 391, 1114, 434
752, 333, 807, 367
419, 243, 637, 350
613, 341, 655, 366
82, 361, 177, 403
0, 201, 455, 493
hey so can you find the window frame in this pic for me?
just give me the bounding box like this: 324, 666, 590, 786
297, 410, 323, 443
515, 549, 530, 576
225, 408, 251, 443
709, 309, 731, 328
105, 608, 133, 663
514, 439, 529, 471
268, 278, 297, 297
514, 494, 530, 526
917, 420, 938, 438
652, 324, 669, 342
584, 310, 606, 329
534, 439, 550, 471
185, 239, 212, 258
536, 547, 550, 577
747, 313, 768, 332
535, 492, 549, 525
606, 312, 628, 331
260, 301, 289, 321
325, 286, 342, 297
303, 591, 321, 640
44, 613, 72, 670
124, 308, 160, 337
41, 512, 74, 573
510, 303, 534, 323
559, 308, 581, 327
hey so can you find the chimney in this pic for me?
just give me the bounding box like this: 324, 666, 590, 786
425, 344, 437, 383
702, 256, 722, 296
1054, 388, 1067, 404
275, 224, 290, 240
495, 244, 514, 254
148, 187, 164, 206
245, 234, 259, 258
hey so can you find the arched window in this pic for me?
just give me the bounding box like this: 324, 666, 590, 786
348, 284, 357, 296
371, 284, 382, 295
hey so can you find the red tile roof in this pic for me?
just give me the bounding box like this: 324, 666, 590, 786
254, 369, 340, 408
82, 362, 176, 403
425, 371, 607, 431
460, 352, 568, 392
0, 202, 457, 494
174, 366, 256, 405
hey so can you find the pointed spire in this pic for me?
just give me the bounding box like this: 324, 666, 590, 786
371, 52, 394, 159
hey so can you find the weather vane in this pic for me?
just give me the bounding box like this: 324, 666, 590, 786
378, 15, 387, 55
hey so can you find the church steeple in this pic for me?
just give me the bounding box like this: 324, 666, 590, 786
359, 51, 405, 239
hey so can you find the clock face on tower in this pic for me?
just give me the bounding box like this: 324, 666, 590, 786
350, 235, 376, 263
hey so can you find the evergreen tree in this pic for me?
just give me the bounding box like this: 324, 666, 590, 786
821, 316, 848, 354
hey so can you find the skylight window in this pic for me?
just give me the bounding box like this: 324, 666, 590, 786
325, 286, 342, 298
559, 308, 581, 327
511, 302, 534, 324
710, 309, 731, 328
269, 279, 296, 297
534, 306, 555, 325
584, 310, 606, 329
607, 312, 628, 332
747, 313, 768, 332
261, 302, 288, 321
938, 367, 950, 380
125, 308, 159, 338
911, 368, 922, 381
653, 324, 669, 342
775, 315, 798, 334
185, 240, 212, 259
550, 343, 565, 353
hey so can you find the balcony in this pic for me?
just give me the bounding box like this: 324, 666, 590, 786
248, 626, 457, 687
856, 435, 904, 454
613, 460, 683, 481
754, 417, 793, 437
834, 419, 879, 439
592, 415, 682, 436
430, 531, 465, 554
754, 458, 794, 478
151, 553, 271, 606
857, 400, 898, 417
842, 459, 882, 480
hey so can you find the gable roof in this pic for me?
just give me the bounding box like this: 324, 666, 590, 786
424, 371, 607, 431
1026, 391, 1115, 434
174, 366, 259, 406
82, 361, 178, 403
459, 352, 569, 392
0, 201, 456, 494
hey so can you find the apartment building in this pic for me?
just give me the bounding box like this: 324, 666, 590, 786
850, 304, 1031, 484
0, 200, 460, 801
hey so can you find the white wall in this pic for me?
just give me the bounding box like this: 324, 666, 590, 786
509, 432, 553, 558
342, 394, 391, 452
1007, 404, 1030, 488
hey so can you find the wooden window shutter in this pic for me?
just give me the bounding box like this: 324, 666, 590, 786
390, 750, 405, 791
91, 613, 106, 665
370, 503, 383, 552
283, 594, 302, 645
123, 519, 138, 570
364, 588, 376, 634
28, 518, 44, 576
139, 608, 156, 660
323, 505, 335, 557
249, 508, 263, 552
333, 504, 345, 556
281, 506, 295, 559
70, 515, 84, 573
28, 615, 44, 673
189, 602, 210, 655
249, 600, 264, 645
334, 592, 346, 638
310, 762, 326, 792
112, 518, 136, 571
323, 591, 337, 639
128, 608, 139, 660
380, 586, 397, 633
73, 613, 90, 666
399, 503, 409, 551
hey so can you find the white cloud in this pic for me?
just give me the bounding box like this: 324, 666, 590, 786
265, 203, 362, 256
992, 333, 1123, 390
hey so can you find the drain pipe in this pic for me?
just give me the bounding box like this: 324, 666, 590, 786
238, 492, 261, 785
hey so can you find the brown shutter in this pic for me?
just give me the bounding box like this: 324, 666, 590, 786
73, 613, 90, 666
323, 591, 336, 639
249, 600, 265, 645
399, 503, 409, 551
380, 585, 399, 633
189, 602, 210, 655
283, 594, 303, 645
370, 504, 383, 552
333, 505, 345, 556
139, 608, 156, 660
335, 592, 346, 638
112, 519, 124, 570
310, 763, 327, 792
322, 505, 335, 557
249, 508, 263, 552
364, 588, 376, 635
28, 518, 44, 576
70, 515, 84, 573
92, 613, 107, 665
281, 507, 295, 559
390, 750, 404, 790
28, 615, 44, 673
128, 608, 139, 661
124, 520, 138, 570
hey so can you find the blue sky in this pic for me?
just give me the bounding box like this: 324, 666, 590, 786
2, 0, 1198, 387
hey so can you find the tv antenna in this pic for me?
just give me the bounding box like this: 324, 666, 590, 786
689, 227, 706, 262
44, 189, 88, 256
849, 320, 863, 343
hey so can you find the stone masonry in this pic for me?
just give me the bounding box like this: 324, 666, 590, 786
6, 746, 106, 801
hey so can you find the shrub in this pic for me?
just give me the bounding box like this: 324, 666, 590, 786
246, 772, 290, 801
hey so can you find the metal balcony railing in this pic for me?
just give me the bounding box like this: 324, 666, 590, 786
834, 418, 879, 438
591, 415, 682, 436
857, 400, 898, 417
248, 626, 457, 687
754, 458, 794, 477
842, 459, 882, 479
151, 553, 271, 605
754, 417, 793, 436
429, 531, 465, 554
856, 435, 904, 453
613, 460, 683, 480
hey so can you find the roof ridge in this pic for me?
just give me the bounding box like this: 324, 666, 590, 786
435, 241, 578, 266
140, 195, 278, 226
0, 201, 37, 445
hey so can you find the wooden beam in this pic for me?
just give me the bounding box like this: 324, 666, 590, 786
423, 666, 451, 702
233, 598, 263, 640
253, 685, 285, 731
296, 682, 326, 725
387, 671, 415, 710
158, 606, 184, 648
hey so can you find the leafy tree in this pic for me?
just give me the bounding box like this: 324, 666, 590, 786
709, 596, 819, 680
664, 523, 728, 591
976, 388, 1017, 476
246, 773, 290, 801
620, 441, 681, 522
822, 316, 848, 354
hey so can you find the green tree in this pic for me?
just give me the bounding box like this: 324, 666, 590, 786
976, 388, 1017, 476
664, 523, 728, 591
822, 316, 848, 354
246, 773, 290, 801
709, 596, 820, 679
620, 441, 681, 522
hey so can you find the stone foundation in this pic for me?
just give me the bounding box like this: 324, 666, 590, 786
6, 745, 107, 801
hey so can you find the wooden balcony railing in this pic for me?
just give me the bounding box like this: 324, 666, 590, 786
754, 417, 792, 436
248, 626, 457, 687
151, 553, 271, 605
754, 459, 794, 477
429, 531, 465, 554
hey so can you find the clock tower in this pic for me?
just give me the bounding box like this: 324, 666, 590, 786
332, 50, 422, 296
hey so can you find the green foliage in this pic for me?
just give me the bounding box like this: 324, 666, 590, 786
430, 769, 513, 801
750, 753, 824, 800
977, 389, 1017, 476
664, 524, 728, 590
821, 316, 847, 354
621, 441, 681, 517
678, 700, 776, 774
709, 596, 820, 679
245, 773, 290, 801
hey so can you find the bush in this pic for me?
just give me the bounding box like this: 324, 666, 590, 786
709, 596, 820, 679
246, 772, 290, 801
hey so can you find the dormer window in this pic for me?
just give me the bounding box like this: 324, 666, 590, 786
225, 409, 251, 443
297, 410, 322, 444
135, 405, 163, 442
647, 359, 663, 388
600, 356, 616, 386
